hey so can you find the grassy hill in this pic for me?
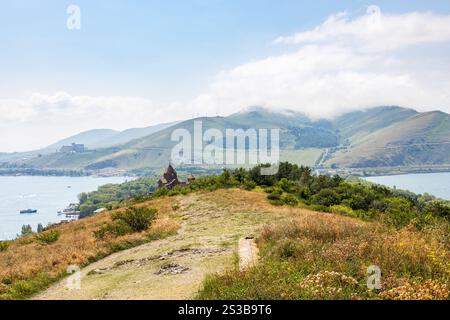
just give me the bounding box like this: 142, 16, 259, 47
328, 110, 450, 168
1, 165, 448, 300
8, 109, 336, 171
333, 106, 418, 143
0, 189, 449, 299
4, 106, 450, 172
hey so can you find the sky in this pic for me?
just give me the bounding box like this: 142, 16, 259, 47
1, 0, 450, 152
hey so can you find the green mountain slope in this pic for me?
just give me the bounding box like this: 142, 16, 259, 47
5, 107, 450, 172
333, 106, 418, 143
93, 121, 179, 148
14, 109, 336, 170
327, 111, 450, 167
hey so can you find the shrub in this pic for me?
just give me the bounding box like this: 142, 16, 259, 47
330, 205, 355, 217
112, 207, 157, 232
281, 193, 299, 206
0, 241, 9, 252
310, 189, 341, 207
93, 221, 133, 239
277, 178, 298, 193
95, 207, 157, 239
424, 201, 450, 220
35, 230, 60, 245
242, 180, 257, 191
342, 194, 370, 211
382, 197, 417, 228
267, 189, 283, 205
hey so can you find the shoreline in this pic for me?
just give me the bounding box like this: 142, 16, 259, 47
317, 166, 450, 177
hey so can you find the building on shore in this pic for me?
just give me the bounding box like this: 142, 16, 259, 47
60, 143, 86, 153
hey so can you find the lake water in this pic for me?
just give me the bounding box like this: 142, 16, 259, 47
0, 176, 129, 240
364, 172, 450, 200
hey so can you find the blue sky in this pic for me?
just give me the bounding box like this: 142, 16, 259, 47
1, 0, 450, 151
2, 0, 450, 99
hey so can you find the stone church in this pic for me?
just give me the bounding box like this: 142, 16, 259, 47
158, 164, 195, 189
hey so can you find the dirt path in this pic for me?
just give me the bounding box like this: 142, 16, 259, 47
238, 237, 259, 271
34, 189, 283, 300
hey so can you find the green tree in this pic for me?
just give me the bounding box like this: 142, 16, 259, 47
311, 189, 341, 207
21, 224, 33, 236
37, 223, 44, 233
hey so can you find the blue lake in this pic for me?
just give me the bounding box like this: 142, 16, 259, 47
364, 172, 450, 200
0, 176, 129, 240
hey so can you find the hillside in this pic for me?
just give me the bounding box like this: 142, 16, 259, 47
328, 110, 450, 168
4, 106, 450, 172
333, 106, 418, 144
0, 122, 179, 164
1, 182, 448, 300
33, 189, 284, 300
6, 108, 336, 170
42, 129, 119, 153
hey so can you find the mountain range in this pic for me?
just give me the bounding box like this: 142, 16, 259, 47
1, 106, 449, 173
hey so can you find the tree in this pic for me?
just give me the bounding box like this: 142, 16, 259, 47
78, 192, 88, 205
21, 224, 33, 236
37, 223, 44, 233
311, 189, 341, 207
425, 201, 450, 220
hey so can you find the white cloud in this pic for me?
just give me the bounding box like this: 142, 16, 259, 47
273, 10, 450, 52
190, 9, 450, 119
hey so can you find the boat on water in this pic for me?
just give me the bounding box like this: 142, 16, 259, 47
58, 203, 81, 221
20, 209, 38, 214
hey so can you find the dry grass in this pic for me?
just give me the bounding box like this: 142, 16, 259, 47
33, 189, 289, 300
0, 197, 180, 299
198, 210, 450, 300
2, 187, 448, 300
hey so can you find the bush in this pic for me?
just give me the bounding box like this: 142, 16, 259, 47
35, 230, 60, 245
382, 197, 417, 228
267, 189, 283, 205
310, 189, 341, 207
242, 180, 257, 191
93, 221, 133, 239
95, 207, 157, 239
330, 205, 355, 217
0, 241, 9, 252
281, 193, 299, 206
277, 178, 298, 193
112, 207, 157, 232
425, 201, 450, 220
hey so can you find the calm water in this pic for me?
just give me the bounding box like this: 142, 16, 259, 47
365, 172, 450, 200
0, 176, 128, 240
